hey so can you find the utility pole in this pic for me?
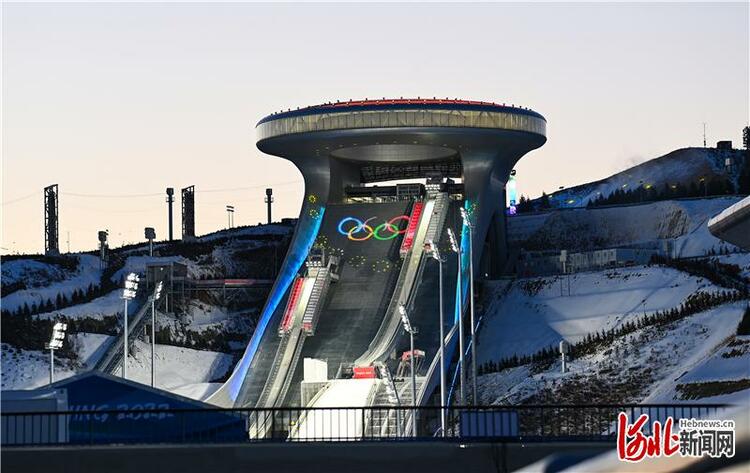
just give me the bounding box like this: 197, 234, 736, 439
428, 238, 447, 436
166, 188, 175, 241
121, 273, 139, 379
45, 322, 67, 384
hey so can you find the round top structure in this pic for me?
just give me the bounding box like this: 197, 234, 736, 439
256, 98, 546, 143
256, 98, 546, 175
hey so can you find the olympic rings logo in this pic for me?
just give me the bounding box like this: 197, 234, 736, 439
337, 216, 409, 241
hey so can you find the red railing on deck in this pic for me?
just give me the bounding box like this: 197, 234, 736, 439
400, 201, 425, 257
279, 277, 305, 335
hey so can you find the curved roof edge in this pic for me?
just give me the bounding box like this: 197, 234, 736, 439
257, 98, 546, 126
708, 195, 750, 250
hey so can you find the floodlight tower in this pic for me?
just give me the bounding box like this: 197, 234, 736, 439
121, 273, 139, 379
226, 205, 235, 229
45, 322, 67, 384
166, 188, 175, 242
426, 239, 446, 436
182, 186, 196, 241
398, 304, 418, 437
44, 185, 59, 256
151, 281, 163, 387
144, 227, 156, 257
98, 231, 108, 270
265, 188, 273, 224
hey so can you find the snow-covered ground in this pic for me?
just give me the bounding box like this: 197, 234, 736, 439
2, 223, 286, 403
2, 254, 102, 312
508, 197, 743, 257
678, 336, 750, 385
73, 332, 113, 368
116, 340, 233, 395
1, 336, 233, 401
183, 302, 234, 330
477, 266, 721, 365
478, 302, 748, 405
1, 343, 77, 390
34, 289, 125, 320
172, 382, 223, 401
2, 258, 67, 287
714, 252, 750, 279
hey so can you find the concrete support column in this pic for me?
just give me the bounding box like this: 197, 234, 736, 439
461, 151, 508, 279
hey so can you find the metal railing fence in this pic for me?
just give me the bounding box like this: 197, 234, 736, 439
1, 404, 729, 447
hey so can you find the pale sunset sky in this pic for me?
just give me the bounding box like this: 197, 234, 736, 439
2, 2, 748, 254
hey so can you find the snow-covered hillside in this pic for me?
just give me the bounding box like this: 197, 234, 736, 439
2, 254, 102, 312
541, 147, 745, 208
478, 266, 725, 364
120, 340, 232, 396
1, 222, 293, 400
477, 265, 750, 405
34, 290, 123, 320
509, 197, 742, 257
479, 303, 748, 405
1, 337, 232, 401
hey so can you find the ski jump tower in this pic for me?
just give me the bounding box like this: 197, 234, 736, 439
209, 98, 546, 407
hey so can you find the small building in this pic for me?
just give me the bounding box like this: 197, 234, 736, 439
716, 140, 733, 150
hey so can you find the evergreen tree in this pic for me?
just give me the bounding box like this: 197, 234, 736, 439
539, 192, 551, 209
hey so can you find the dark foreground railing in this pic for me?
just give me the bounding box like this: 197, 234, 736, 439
1, 404, 729, 447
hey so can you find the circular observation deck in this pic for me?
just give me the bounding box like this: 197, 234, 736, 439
256, 98, 546, 163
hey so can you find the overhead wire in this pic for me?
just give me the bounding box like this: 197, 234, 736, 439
59, 180, 302, 199
2, 191, 40, 206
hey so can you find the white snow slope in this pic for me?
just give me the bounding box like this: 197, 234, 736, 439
1, 336, 232, 401
477, 266, 749, 405
477, 266, 722, 364
509, 197, 743, 257
2, 254, 102, 312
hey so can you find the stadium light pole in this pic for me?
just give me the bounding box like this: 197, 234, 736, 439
145, 227, 156, 257
151, 281, 163, 387
426, 239, 446, 437
226, 205, 235, 229
447, 227, 465, 405
121, 273, 139, 379
45, 322, 67, 384
398, 304, 418, 438
460, 207, 477, 405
